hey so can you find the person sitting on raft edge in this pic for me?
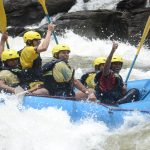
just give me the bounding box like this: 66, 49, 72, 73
80, 56, 106, 89
95, 41, 140, 105
42, 44, 97, 102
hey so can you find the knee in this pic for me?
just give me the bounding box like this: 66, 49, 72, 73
128, 88, 140, 101
32, 88, 49, 95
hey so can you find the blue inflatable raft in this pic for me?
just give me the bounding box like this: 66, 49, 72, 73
23, 79, 150, 128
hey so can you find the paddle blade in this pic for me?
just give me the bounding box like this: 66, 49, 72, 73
137, 16, 150, 54
38, 0, 48, 15
15, 86, 28, 95
0, 0, 7, 32
14, 86, 28, 103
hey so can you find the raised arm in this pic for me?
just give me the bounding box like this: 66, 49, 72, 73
103, 41, 118, 76
0, 32, 8, 57
37, 23, 55, 53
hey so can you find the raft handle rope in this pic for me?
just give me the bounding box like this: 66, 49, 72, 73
98, 102, 150, 114
25, 94, 150, 114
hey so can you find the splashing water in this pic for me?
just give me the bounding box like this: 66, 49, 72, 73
0, 2, 150, 147
5, 30, 150, 80
69, 0, 122, 12
69, 0, 150, 12
0, 95, 150, 150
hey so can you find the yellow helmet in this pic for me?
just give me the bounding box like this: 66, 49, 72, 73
52, 44, 71, 56
93, 57, 106, 67
23, 31, 41, 43
111, 55, 123, 63
1, 49, 19, 61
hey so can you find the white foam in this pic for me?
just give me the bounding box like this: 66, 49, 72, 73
69, 0, 122, 12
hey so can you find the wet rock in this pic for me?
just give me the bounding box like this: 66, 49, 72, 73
7, 26, 26, 37
83, 0, 90, 2
55, 10, 128, 41
55, 8, 150, 46
116, 0, 147, 11
4, 0, 76, 26
124, 8, 150, 45
4, 0, 150, 47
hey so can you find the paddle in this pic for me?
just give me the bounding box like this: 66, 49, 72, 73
125, 16, 150, 83
0, 0, 9, 48
15, 88, 95, 101
14, 85, 45, 103
38, 0, 59, 44
15, 86, 29, 96
15, 85, 41, 96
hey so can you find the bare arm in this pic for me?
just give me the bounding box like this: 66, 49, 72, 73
74, 78, 87, 93
103, 41, 118, 76
0, 80, 15, 93
0, 32, 8, 57
37, 23, 55, 53
74, 78, 97, 101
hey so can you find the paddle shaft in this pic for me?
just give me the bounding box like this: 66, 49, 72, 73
45, 14, 58, 44
125, 55, 137, 83
38, 0, 59, 44
125, 16, 150, 83
0, 0, 10, 49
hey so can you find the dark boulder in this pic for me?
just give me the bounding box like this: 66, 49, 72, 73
55, 8, 150, 46
55, 10, 128, 41
116, 0, 147, 11
4, 0, 76, 26
83, 0, 90, 2
124, 8, 150, 45
4, 0, 150, 47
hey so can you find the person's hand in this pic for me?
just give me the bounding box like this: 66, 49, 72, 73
88, 93, 97, 102
86, 88, 97, 102
1, 32, 8, 42
47, 23, 56, 32
112, 41, 118, 52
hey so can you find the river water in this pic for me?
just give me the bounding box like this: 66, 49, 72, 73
0, 0, 150, 149
0, 30, 150, 150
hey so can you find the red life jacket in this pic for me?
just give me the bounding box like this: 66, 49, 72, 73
95, 71, 124, 103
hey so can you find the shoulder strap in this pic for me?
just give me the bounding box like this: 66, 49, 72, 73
18, 47, 24, 56
80, 73, 90, 84
114, 73, 124, 89
42, 59, 62, 74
